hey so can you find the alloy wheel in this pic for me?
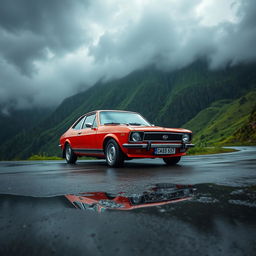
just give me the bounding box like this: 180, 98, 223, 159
65, 145, 71, 161
106, 143, 116, 164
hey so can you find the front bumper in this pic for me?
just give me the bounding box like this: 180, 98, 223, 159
122, 143, 195, 149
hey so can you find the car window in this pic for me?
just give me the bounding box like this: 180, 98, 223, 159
91, 115, 97, 128
83, 114, 97, 128
100, 111, 151, 126
72, 116, 86, 130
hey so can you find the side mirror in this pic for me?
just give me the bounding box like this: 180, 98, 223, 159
85, 123, 92, 128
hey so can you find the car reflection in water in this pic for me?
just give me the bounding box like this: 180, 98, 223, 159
65, 184, 196, 212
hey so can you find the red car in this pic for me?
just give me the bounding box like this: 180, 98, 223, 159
65, 184, 196, 212
59, 110, 194, 167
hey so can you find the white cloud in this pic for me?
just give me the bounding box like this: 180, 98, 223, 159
196, 0, 241, 26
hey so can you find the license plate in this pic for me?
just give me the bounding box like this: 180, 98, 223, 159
154, 147, 175, 155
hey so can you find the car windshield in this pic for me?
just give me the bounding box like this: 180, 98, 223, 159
100, 111, 151, 126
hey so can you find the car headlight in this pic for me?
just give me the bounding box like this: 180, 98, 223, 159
131, 132, 142, 142
182, 134, 190, 143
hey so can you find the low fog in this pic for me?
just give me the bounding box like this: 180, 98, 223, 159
0, 0, 256, 113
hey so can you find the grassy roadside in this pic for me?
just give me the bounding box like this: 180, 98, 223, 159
27, 155, 96, 161
187, 146, 238, 155
28, 155, 63, 160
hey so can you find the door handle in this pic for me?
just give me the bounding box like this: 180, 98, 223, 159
77, 132, 82, 135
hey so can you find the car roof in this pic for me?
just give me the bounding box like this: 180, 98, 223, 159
76, 110, 138, 119
98, 110, 137, 113
91, 110, 138, 114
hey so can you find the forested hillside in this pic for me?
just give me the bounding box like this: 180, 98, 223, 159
1, 61, 256, 160
183, 91, 256, 145
0, 108, 51, 145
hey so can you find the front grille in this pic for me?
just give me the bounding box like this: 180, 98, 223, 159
143, 132, 182, 141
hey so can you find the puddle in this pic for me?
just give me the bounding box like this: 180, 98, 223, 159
1, 183, 256, 215
65, 184, 196, 212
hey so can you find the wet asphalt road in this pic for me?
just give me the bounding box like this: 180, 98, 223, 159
0, 146, 256, 256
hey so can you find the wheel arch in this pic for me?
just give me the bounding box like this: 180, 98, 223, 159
103, 135, 124, 153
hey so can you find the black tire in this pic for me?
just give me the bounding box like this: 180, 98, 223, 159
65, 143, 77, 164
105, 139, 124, 167
130, 195, 144, 205
163, 156, 181, 165
106, 193, 117, 199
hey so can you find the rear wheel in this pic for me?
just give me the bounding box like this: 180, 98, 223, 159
65, 143, 77, 164
105, 139, 124, 167
163, 156, 181, 165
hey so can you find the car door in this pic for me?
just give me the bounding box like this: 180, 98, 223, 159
69, 116, 86, 149
78, 113, 99, 151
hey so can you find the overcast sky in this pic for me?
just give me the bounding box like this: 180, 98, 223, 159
0, 0, 256, 113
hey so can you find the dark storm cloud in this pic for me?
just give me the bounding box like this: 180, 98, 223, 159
90, 0, 256, 73
0, 0, 256, 112
209, 0, 256, 68
91, 8, 213, 74
0, 0, 89, 75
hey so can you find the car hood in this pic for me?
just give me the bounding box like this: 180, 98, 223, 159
127, 126, 192, 133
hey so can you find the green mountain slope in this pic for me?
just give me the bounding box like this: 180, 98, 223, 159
0, 61, 256, 160
225, 103, 256, 145
183, 91, 256, 145
0, 108, 51, 145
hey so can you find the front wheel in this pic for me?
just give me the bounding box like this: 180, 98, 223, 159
130, 195, 144, 205
65, 144, 77, 164
105, 139, 124, 167
163, 156, 181, 165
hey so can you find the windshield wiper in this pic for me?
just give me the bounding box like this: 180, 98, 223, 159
128, 122, 143, 126
104, 122, 121, 125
